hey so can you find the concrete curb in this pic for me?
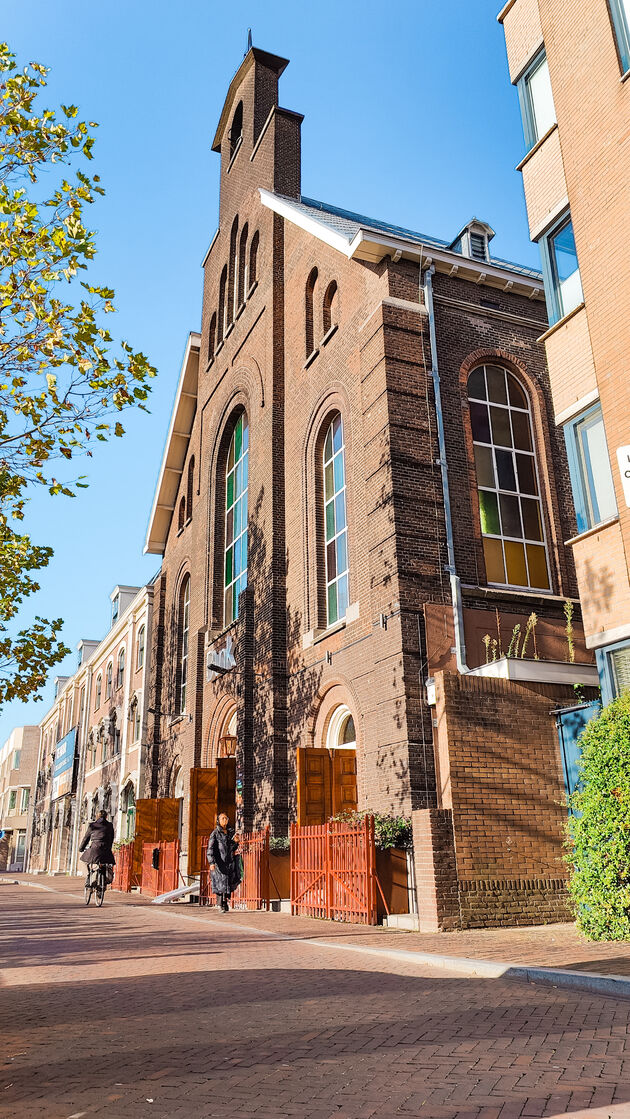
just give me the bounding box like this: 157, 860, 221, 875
4, 875, 630, 1000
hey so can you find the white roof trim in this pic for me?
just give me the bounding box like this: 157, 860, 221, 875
259, 188, 353, 255
144, 332, 200, 556
261, 190, 543, 295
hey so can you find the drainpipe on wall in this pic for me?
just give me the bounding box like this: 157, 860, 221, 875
422, 264, 469, 675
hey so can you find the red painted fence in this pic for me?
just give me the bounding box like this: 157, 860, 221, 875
140, 840, 180, 898
111, 843, 134, 892
290, 817, 378, 924
199, 827, 270, 910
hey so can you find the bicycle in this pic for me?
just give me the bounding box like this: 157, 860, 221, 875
84, 862, 110, 907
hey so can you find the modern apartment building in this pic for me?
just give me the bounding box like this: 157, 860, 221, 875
0, 726, 39, 871
498, 0, 630, 701
29, 582, 154, 874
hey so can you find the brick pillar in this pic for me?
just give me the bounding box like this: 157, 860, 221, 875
411, 807, 460, 931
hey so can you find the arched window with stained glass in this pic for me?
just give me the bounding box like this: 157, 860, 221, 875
468, 364, 550, 591
323, 413, 349, 625
224, 412, 249, 626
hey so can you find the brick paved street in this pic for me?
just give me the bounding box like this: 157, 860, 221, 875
2, 882, 630, 1119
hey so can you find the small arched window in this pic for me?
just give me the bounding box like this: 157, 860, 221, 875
237, 223, 249, 306
218, 265, 228, 344
208, 312, 216, 363
326, 705, 356, 750
137, 625, 145, 669
116, 647, 125, 690
323, 413, 349, 625
305, 267, 318, 358
224, 412, 249, 625
105, 661, 113, 700
178, 495, 186, 532
178, 576, 190, 714
323, 280, 338, 336
229, 100, 243, 160
468, 364, 550, 590
187, 456, 195, 520
94, 674, 102, 711
249, 231, 259, 288
228, 216, 239, 323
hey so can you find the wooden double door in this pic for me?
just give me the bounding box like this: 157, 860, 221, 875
297, 747, 357, 826
187, 758, 236, 875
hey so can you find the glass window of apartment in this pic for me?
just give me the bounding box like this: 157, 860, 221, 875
518, 50, 556, 149
20, 787, 29, 812
564, 405, 617, 533
12, 749, 20, 770
8, 789, 16, 812
468, 364, 550, 591
608, 0, 630, 72
542, 215, 583, 323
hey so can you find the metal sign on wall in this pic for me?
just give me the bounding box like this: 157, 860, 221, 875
51, 728, 77, 800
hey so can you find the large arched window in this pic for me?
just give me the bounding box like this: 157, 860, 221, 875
94, 674, 102, 711
323, 413, 349, 624
224, 412, 249, 625
305, 267, 318, 357
105, 661, 113, 700
468, 364, 550, 590
178, 576, 190, 714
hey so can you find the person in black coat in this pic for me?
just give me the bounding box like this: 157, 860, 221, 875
207, 813, 241, 911
79, 811, 115, 878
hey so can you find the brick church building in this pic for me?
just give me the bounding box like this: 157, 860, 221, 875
144, 47, 597, 927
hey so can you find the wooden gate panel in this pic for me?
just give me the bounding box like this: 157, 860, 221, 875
297, 747, 331, 826
140, 840, 180, 897
112, 843, 133, 892
133, 799, 158, 878
290, 817, 377, 925
188, 768, 218, 875
331, 749, 358, 816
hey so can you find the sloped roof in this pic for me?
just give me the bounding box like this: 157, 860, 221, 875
260, 192, 543, 283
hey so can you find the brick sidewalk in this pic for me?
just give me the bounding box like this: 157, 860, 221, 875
6, 873, 630, 980
2, 881, 630, 1118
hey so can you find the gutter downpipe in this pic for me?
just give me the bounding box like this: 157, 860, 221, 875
422, 264, 469, 674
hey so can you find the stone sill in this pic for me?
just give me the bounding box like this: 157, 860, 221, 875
516, 123, 558, 172
565, 515, 619, 547
303, 348, 319, 370
538, 301, 585, 344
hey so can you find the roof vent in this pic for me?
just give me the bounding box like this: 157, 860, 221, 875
448, 219, 495, 264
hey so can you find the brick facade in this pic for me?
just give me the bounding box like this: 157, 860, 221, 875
146, 47, 591, 923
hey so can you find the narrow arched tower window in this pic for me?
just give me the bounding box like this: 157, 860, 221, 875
249, 231, 259, 288
228, 216, 239, 323
237, 223, 249, 306
468, 364, 550, 590
224, 412, 249, 626
208, 312, 216, 363
323, 280, 338, 336
187, 456, 195, 520
218, 266, 227, 344
229, 101, 243, 160
323, 412, 349, 625
178, 576, 190, 714
305, 267, 318, 358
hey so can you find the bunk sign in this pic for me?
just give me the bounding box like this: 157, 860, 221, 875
51, 728, 77, 800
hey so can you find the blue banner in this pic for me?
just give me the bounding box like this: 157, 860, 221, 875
52, 728, 77, 799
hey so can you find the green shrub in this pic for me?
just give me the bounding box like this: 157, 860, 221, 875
330, 811, 412, 851
567, 691, 630, 940
270, 836, 290, 854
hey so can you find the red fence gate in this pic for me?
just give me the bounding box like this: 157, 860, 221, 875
111, 843, 134, 892
199, 827, 270, 910
290, 817, 378, 924
140, 840, 180, 898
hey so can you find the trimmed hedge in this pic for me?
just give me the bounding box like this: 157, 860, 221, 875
567, 691, 630, 940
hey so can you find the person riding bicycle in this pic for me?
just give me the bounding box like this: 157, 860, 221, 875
79, 809, 115, 884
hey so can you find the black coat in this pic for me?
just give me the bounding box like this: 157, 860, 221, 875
207, 825, 241, 895
79, 818, 115, 865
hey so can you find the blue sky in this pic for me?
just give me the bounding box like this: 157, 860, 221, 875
1, 0, 535, 744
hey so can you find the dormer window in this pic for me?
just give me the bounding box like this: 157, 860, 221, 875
111, 595, 119, 626
229, 101, 243, 161
449, 220, 494, 264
